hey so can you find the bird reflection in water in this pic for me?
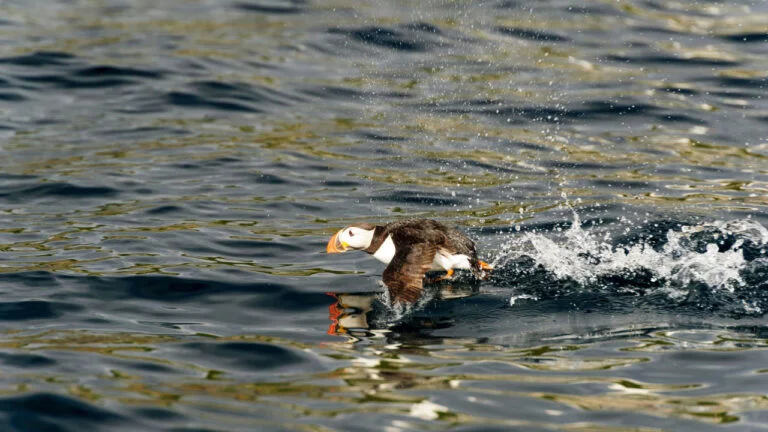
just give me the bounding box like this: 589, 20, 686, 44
326, 281, 480, 336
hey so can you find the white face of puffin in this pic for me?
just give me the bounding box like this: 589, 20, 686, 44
326, 225, 375, 253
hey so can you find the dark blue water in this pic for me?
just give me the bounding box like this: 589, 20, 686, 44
1, 0, 768, 430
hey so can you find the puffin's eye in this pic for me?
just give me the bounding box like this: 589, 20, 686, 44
348, 230, 354, 237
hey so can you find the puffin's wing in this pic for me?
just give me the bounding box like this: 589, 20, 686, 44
445, 226, 477, 256
382, 242, 436, 304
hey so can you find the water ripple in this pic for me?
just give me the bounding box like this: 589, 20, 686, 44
0, 51, 76, 67
0, 393, 126, 431
329, 25, 447, 52
496, 27, 571, 42
0, 182, 119, 202
234, 0, 309, 15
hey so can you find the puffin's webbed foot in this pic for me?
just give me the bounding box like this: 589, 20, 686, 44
477, 261, 493, 280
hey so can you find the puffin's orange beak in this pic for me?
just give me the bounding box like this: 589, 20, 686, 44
326, 230, 348, 253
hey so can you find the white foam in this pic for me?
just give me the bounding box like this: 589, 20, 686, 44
494, 211, 768, 297
509, 293, 538, 306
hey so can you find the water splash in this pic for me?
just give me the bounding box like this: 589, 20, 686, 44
494, 211, 768, 311
509, 293, 538, 307
376, 280, 436, 321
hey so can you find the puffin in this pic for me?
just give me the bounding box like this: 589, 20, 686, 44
326, 218, 492, 304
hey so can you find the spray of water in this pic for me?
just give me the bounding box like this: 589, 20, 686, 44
376, 279, 436, 321
493, 210, 768, 307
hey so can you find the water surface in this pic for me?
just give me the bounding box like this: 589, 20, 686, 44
0, 0, 768, 430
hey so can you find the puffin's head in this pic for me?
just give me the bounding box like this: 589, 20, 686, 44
326, 223, 376, 253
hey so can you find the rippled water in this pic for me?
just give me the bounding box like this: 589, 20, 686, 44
1, 0, 768, 430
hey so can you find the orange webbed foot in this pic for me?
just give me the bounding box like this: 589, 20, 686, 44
478, 261, 493, 280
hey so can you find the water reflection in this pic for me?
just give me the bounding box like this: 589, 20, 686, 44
326, 281, 481, 337
326, 292, 375, 336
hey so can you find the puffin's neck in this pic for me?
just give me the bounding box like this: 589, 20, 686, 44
364, 226, 386, 254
